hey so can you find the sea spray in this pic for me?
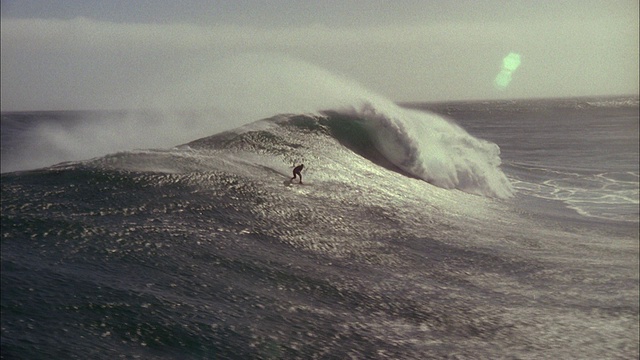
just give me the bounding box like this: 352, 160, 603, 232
156, 53, 376, 121
3, 110, 228, 173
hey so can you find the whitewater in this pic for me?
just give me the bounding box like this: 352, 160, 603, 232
1, 57, 638, 359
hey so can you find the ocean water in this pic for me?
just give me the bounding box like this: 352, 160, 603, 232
1, 96, 638, 359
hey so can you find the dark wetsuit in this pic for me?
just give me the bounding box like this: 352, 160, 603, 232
291, 164, 304, 183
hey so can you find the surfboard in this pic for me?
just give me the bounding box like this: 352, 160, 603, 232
283, 179, 307, 187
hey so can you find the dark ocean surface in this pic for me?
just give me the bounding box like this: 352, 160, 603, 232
1, 96, 638, 359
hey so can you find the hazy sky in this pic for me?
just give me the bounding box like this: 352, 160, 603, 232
1, 0, 638, 111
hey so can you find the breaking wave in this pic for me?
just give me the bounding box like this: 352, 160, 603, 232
335, 101, 513, 198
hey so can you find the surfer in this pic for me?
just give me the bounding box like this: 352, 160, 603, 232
291, 164, 304, 184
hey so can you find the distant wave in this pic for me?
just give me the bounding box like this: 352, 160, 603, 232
584, 97, 639, 108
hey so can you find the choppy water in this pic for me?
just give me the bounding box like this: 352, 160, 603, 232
2, 96, 638, 359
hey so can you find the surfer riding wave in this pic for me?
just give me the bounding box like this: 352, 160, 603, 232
291, 164, 304, 184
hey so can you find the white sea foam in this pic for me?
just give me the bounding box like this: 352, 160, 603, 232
509, 164, 639, 222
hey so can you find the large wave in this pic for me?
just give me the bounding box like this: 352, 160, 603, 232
184, 102, 513, 198
3, 54, 513, 198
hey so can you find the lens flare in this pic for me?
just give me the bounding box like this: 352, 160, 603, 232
494, 52, 521, 91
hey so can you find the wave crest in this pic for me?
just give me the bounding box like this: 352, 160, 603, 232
339, 101, 513, 198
